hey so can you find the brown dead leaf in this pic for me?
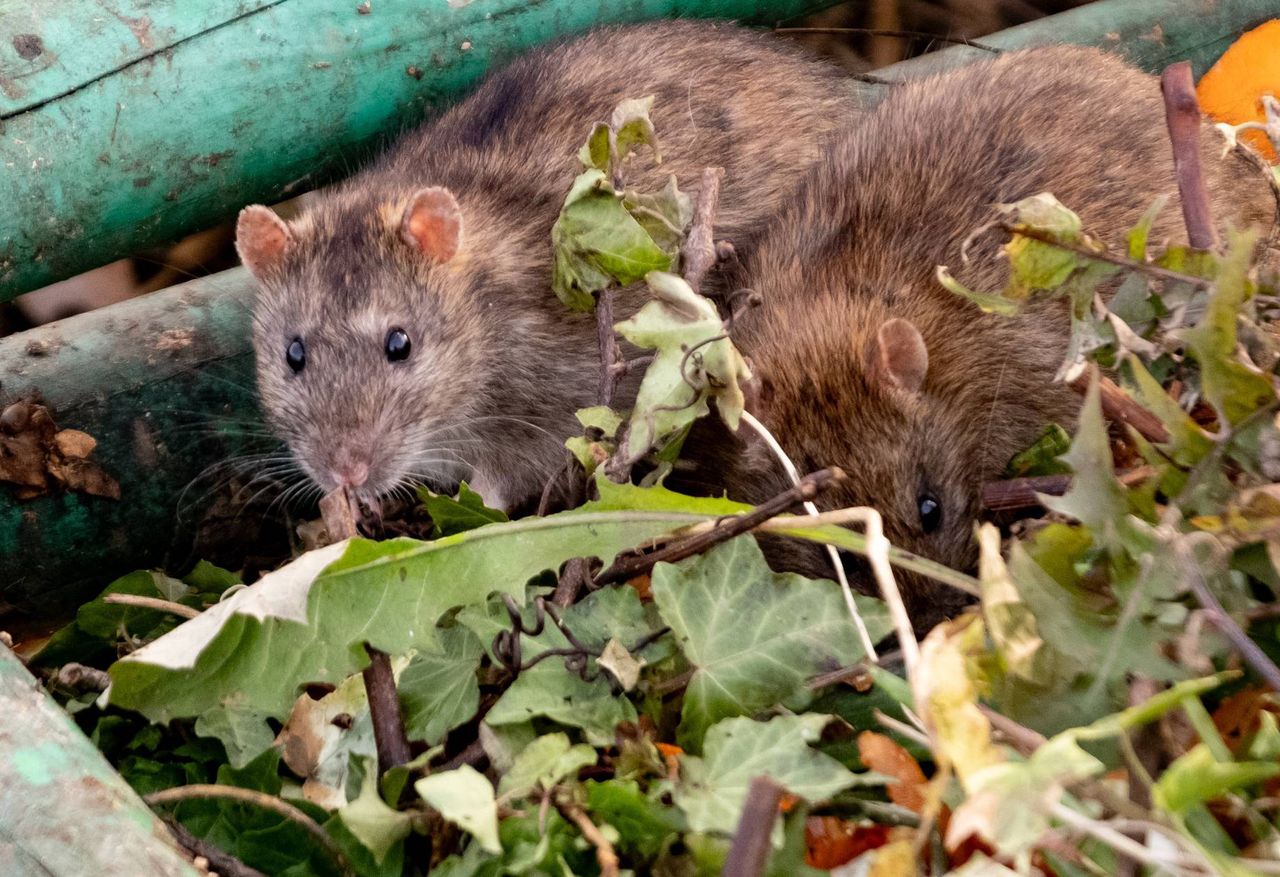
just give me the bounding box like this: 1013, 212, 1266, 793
858, 731, 929, 815
804, 817, 891, 869
53, 429, 96, 459
0, 400, 119, 500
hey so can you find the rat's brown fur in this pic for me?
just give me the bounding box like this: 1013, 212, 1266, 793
244, 21, 860, 510
703, 45, 1276, 625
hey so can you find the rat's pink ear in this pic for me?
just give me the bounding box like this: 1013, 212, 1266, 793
872, 318, 928, 394
236, 206, 292, 279
401, 187, 463, 263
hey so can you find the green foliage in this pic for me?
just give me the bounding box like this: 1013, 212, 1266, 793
650, 536, 890, 749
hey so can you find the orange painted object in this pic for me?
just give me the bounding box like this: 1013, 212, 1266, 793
1196, 19, 1280, 161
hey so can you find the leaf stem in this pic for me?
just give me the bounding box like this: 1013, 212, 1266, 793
740, 411, 880, 662
722, 775, 784, 877
102, 593, 200, 620
145, 785, 354, 877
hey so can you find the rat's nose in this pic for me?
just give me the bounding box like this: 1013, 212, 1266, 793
330, 449, 370, 489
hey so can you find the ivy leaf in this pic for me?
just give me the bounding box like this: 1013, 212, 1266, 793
194, 703, 277, 770
398, 626, 484, 745
420, 483, 508, 537
497, 732, 598, 797
468, 587, 652, 744
274, 659, 385, 810
1182, 228, 1275, 426
585, 780, 687, 859
674, 714, 866, 842
416, 765, 502, 854
338, 759, 412, 865
551, 169, 671, 311
651, 536, 890, 750
614, 271, 752, 467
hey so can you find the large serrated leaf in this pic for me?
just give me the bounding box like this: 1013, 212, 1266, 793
106, 502, 751, 723
651, 536, 890, 750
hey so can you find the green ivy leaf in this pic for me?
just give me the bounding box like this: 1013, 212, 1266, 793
338, 759, 412, 865
399, 626, 485, 745
651, 536, 890, 750
674, 714, 866, 841
417, 765, 502, 854
497, 732, 598, 797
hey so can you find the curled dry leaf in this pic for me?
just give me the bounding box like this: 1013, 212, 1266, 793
0, 399, 119, 500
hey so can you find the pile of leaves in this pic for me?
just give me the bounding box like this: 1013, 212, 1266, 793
18, 95, 1280, 877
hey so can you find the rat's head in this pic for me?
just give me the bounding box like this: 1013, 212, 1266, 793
237, 187, 496, 500
752, 315, 987, 589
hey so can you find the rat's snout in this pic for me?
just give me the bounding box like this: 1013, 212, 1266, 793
328, 446, 371, 489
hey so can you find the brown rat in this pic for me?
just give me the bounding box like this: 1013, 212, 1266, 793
234, 21, 860, 512
701, 45, 1276, 625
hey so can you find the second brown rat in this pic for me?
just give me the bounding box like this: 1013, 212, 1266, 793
701, 45, 1276, 624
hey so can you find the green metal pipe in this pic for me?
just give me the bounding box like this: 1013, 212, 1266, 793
0, 645, 201, 875
4, 0, 1280, 612
0, 0, 845, 301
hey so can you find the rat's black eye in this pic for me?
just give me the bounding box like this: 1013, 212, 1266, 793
285, 337, 306, 373
918, 494, 942, 534
385, 328, 412, 362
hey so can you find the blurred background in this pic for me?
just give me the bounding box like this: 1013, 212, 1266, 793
0, 0, 1088, 338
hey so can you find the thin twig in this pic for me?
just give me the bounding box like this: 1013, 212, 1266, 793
162, 817, 268, 877
982, 474, 1073, 512
1068, 370, 1170, 443
593, 467, 844, 585
145, 785, 354, 877
722, 776, 785, 877
597, 288, 621, 406
680, 167, 725, 295
552, 556, 595, 607
982, 467, 1159, 513
1180, 539, 1280, 690
1051, 803, 1207, 877
102, 594, 200, 620
1161, 62, 1217, 250
773, 26, 1000, 52
741, 411, 880, 662
998, 223, 1210, 287
363, 644, 412, 775
557, 798, 619, 877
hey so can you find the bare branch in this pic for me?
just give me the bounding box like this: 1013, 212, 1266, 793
146, 785, 354, 877
1068, 369, 1171, 444
1161, 62, 1217, 250
680, 167, 725, 295
363, 644, 412, 775
593, 467, 844, 586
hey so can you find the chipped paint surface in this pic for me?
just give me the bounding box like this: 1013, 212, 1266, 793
0, 647, 199, 875
0, 0, 847, 299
